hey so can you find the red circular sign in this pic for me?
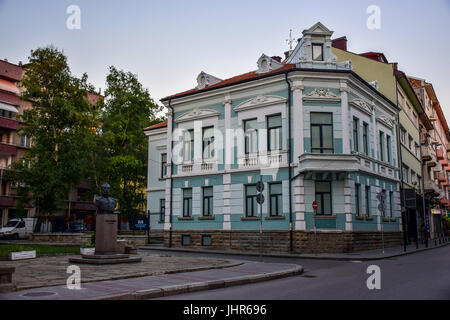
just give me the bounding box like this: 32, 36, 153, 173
312, 201, 318, 211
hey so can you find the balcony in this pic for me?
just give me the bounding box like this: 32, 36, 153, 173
298, 153, 359, 173
441, 197, 450, 207
447, 143, 450, 152
0, 195, 15, 207
438, 172, 446, 183
0, 142, 17, 156
0, 117, 19, 130
421, 145, 432, 162
425, 180, 440, 198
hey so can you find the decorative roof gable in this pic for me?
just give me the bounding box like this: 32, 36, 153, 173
175, 108, 221, 123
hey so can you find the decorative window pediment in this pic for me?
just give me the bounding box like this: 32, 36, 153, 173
376, 115, 395, 128
256, 54, 283, 74
303, 88, 341, 102
350, 98, 375, 116
175, 108, 221, 123
234, 95, 287, 112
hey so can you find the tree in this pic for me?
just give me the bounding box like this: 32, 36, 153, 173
8, 46, 99, 226
101, 66, 163, 217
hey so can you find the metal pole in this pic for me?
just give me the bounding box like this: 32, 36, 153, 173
381, 222, 385, 254
259, 175, 263, 260
147, 210, 151, 245
314, 209, 317, 256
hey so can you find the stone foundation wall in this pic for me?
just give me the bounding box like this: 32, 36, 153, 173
30, 233, 148, 248
164, 230, 403, 254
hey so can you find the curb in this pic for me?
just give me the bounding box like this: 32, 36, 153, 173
14, 260, 244, 292
89, 264, 303, 300
139, 240, 450, 261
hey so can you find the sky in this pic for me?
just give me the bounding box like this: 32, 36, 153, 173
0, 0, 449, 119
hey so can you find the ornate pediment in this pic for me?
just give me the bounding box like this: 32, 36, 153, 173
303, 88, 341, 102
234, 95, 287, 112
175, 108, 221, 123
350, 98, 375, 115
376, 114, 395, 128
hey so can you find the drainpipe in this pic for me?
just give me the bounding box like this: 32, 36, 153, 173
285, 73, 293, 253
168, 99, 174, 248
395, 81, 408, 252
419, 124, 429, 248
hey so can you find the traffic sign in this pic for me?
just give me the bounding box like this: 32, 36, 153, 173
312, 201, 318, 211
256, 181, 264, 193
256, 193, 265, 205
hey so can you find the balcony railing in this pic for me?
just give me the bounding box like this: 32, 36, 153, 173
0, 142, 17, 156
0, 117, 19, 130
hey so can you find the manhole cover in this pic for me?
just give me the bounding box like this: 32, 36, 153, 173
22, 291, 57, 298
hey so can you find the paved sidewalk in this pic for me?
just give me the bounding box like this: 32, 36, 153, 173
0, 261, 303, 300
140, 237, 450, 261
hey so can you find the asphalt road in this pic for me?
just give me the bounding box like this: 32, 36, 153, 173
146, 245, 450, 300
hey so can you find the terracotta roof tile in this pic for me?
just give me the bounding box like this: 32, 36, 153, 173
161, 64, 296, 101
144, 120, 168, 131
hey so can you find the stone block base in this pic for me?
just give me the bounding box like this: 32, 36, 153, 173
163, 230, 403, 254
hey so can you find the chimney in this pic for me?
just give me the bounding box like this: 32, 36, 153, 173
284, 51, 291, 60
271, 56, 282, 63
332, 36, 347, 51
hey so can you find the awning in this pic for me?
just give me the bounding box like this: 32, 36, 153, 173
0, 102, 19, 114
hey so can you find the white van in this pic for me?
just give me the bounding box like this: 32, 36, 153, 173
0, 218, 36, 240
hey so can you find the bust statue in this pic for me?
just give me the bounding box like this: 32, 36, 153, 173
95, 183, 117, 214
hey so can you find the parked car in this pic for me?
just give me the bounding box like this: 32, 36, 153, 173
0, 218, 35, 240
68, 223, 87, 233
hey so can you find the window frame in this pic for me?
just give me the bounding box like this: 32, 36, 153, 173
363, 122, 369, 155
314, 181, 332, 216
365, 185, 371, 217
202, 126, 215, 160
312, 43, 324, 61
182, 188, 193, 218
269, 182, 283, 217
386, 135, 391, 163
310, 112, 334, 154
379, 131, 384, 162
160, 153, 167, 178
159, 199, 165, 223
353, 117, 359, 152
202, 186, 214, 217
245, 184, 258, 217
244, 118, 258, 155
183, 129, 194, 162
267, 114, 282, 152
355, 183, 361, 216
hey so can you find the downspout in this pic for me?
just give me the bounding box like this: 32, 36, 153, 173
285, 72, 293, 253
418, 124, 429, 248
168, 99, 174, 248
395, 81, 408, 252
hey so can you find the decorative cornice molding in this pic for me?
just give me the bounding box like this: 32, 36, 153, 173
376, 114, 395, 128
350, 98, 375, 116
291, 84, 304, 92
175, 108, 221, 123
234, 95, 287, 112
303, 88, 341, 102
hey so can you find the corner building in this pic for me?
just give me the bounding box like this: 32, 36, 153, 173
146, 23, 403, 253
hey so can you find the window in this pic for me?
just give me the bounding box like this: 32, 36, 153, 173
365, 186, 371, 217
381, 190, 386, 217
408, 135, 413, 150
160, 153, 167, 178
267, 114, 282, 151
403, 165, 409, 183
386, 135, 391, 163
411, 170, 416, 185
202, 127, 214, 159
202, 235, 212, 246
315, 181, 332, 216
355, 184, 361, 216
312, 44, 323, 61
202, 187, 213, 217
363, 122, 369, 155
400, 127, 406, 144
379, 131, 384, 161
353, 117, 359, 152
389, 191, 394, 218
159, 199, 165, 222
183, 188, 192, 217
245, 185, 258, 217
311, 113, 333, 154
244, 119, 258, 154
182, 235, 191, 246
269, 183, 283, 217
414, 143, 419, 157
183, 129, 194, 162
20, 136, 31, 148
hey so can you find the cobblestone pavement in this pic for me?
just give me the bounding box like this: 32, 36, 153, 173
0, 253, 233, 290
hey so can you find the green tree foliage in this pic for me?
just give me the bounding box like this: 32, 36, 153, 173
7, 46, 98, 219
101, 66, 163, 217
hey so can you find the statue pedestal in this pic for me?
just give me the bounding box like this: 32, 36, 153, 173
95, 214, 118, 255
68, 213, 142, 265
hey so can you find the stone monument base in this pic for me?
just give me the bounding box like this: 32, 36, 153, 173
69, 254, 142, 265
